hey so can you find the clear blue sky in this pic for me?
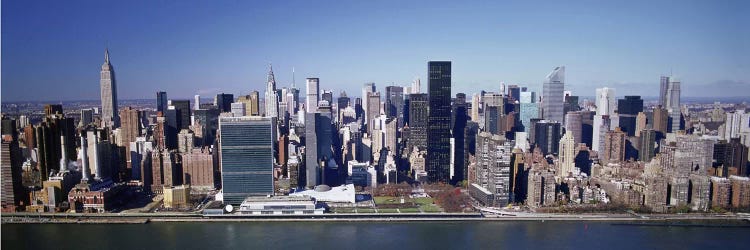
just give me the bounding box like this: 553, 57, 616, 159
2, 0, 749, 102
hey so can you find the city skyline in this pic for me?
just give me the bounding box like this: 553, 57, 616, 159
3, 1, 750, 102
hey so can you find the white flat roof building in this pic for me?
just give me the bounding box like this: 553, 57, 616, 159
290, 184, 356, 203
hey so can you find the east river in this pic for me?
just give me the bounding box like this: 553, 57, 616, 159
3, 221, 749, 249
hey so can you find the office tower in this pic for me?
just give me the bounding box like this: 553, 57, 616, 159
337, 91, 351, 118
723, 110, 746, 140
408, 93, 428, 151
157, 91, 168, 113
659, 76, 670, 107
231, 102, 246, 117
193, 107, 219, 146
533, 120, 561, 155
215, 93, 234, 113
305, 111, 337, 188
519, 91, 539, 132
100, 48, 120, 128
194, 95, 201, 110
564, 112, 582, 145
119, 107, 142, 173
362, 82, 376, 114
593, 87, 616, 153
507, 85, 520, 102
542, 66, 565, 123
617, 96, 643, 136
714, 138, 749, 176
558, 130, 576, 178
412, 78, 421, 94
163, 108, 180, 150
474, 132, 512, 206
170, 100, 191, 130
321, 90, 333, 106
653, 106, 669, 136
366, 92, 381, 133
563, 95, 580, 114
470, 93, 481, 122
639, 129, 656, 162
452, 93, 468, 183
237, 91, 260, 116
219, 117, 274, 205
79, 109, 94, 127
426, 61, 452, 183
44, 104, 63, 116
635, 112, 647, 137
666, 78, 681, 132
483, 92, 504, 134
306, 78, 320, 113
385, 86, 404, 128
1, 128, 26, 211
177, 129, 194, 154
602, 127, 626, 164
265, 65, 279, 118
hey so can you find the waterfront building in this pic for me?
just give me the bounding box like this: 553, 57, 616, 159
730, 175, 750, 208
239, 196, 324, 215
473, 132, 513, 207
710, 177, 731, 208
163, 185, 191, 208
426, 61, 452, 183
219, 116, 275, 205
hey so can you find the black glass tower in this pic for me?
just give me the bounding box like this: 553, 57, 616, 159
617, 96, 643, 136
426, 61, 451, 183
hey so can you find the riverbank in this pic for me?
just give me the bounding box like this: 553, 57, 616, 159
2, 212, 748, 224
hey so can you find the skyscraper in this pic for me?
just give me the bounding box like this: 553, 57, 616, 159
408, 93, 428, 151
385, 86, 404, 128
558, 130, 576, 178
602, 127, 626, 164
426, 61, 452, 183
366, 92, 381, 133
156, 91, 168, 113
474, 132, 512, 207
542, 66, 565, 123
265, 65, 278, 118
362, 83, 376, 121
171, 100, 191, 130
215, 93, 234, 113
452, 93, 468, 183
219, 116, 274, 205
306, 78, 320, 113
617, 96, 643, 136
666, 78, 682, 132
534, 120, 561, 155
639, 129, 656, 162
564, 111, 582, 145
659, 76, 670, 107
100, 48, 120, 128
593, 87, 616, 153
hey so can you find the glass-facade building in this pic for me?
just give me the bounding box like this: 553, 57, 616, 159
220, 116, 274, 205
427, 61, 452, 183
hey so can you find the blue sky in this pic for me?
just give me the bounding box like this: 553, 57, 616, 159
2, 0, 749, 102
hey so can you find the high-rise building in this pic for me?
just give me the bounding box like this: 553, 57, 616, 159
666, 78, 682, 132
408, 93, 428, 151
558, 130, 576, 178
473, 132, 512, 207
635, 112, 647, 137
119, 107, 142, 173
305, 110, 337, 188
265, 65, 279, 118
215, 93, 234, 113
412, 78, 421, 94
1, 134, 26, 211
639, 129, 656, 162
157, 91, 168, 113
452, 93, 468, 183
593, 88, 616, 153
362, 83, 376, 120
617, 96, 643, 136
193, 107, 219, 146
79, 108, 94, 127
100, 48, 120, 128
564, 111, 582, 145
231, 102, 246, 117
385, 86, 404, 129
659, 76, 670, 107
306, 78, 320, 113
171, 100, 191, 130
652, 106, 669, 137
219, 117, 275, 205
519, 91, 539, 132
366, 92, 381, 133
194, 95, 201, 110
542, 66, 565, 123
602, 127, 626, 164
533, 120, 561, 155
714, 138, 749, 177
426, 61, 452, 183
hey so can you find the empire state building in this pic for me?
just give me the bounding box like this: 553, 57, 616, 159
100, 48, 120, 128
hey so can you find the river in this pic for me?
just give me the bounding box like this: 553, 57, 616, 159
3, 221, 748, 249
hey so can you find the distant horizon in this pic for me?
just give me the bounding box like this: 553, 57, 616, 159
3, 1, 749, 102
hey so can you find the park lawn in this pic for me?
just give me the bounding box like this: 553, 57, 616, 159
374, 196, 402, 205
357, 208, 377, 213
420, 204, 442, 213
412, 197, 434, 206
399, 207, 421, 213
378, 208, 399, 213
